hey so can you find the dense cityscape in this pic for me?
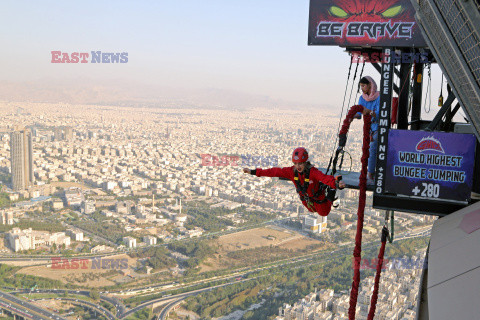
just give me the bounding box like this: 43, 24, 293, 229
0, 101, 434, 320
2, 0, 480, 317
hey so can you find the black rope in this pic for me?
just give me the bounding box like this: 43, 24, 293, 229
346, 62, 360, 117
338, 151, 345, 172
327, 57, 353, 174
334, 58, 354, 147
331, 150, 353, 177
328, 60, 359, 176
353, 61, 366, 104
341, 150, 353, 174
423, 63, 432, 113
330, 148, 343, 176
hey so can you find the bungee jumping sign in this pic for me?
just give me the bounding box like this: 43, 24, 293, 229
385, 130, 477, 202
308, 0, 426, 47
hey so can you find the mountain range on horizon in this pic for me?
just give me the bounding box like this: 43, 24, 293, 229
0, 78, 332, 110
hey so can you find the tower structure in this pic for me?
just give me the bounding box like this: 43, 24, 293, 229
10, 128, 33, 191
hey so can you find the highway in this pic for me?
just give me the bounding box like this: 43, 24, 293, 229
123, 228, 431, 319
0, 290, 66, 320
125, 226, 431, 298
14, 289, 125, 319
0, 299, 37, 320
156, 298, 185, 320
143, 228, 432, 319
53, 297, 116, 320
0, 227, 430, 319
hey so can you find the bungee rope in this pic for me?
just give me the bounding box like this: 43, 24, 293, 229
337, 105, 371, 320
337, 105, 371, 319
367, 226, 389, 320
339, 105, 393, 320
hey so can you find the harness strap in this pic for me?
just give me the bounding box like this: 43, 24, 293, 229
293, 166, 331, 206
294, 167, 310, 202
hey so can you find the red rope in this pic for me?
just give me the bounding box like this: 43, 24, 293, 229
339, 105, 372, 320
367, 228, 388, 320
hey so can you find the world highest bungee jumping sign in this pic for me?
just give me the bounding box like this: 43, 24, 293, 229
385, 130, 477, 202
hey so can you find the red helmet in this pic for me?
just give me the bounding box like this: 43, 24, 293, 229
292, 147, 308, 163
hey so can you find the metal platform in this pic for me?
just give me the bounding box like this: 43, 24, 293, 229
412, 0, 480, 142
318, 169, 375, 192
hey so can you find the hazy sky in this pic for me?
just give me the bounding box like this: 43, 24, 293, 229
1, 0, 450, 114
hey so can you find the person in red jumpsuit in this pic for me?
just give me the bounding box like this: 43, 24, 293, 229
243, 147, 345, 216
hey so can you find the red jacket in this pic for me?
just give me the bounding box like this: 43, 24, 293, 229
254, 166, 337, 216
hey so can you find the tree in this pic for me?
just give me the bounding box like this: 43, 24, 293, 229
90, 289, 100, 301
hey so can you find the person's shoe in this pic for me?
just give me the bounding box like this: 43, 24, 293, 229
366, 178, 375, 186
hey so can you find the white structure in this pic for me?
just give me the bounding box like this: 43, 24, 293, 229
185, 228, 204, 238
66, 229, 84, 241
418, 201, 480, 320
103, 181, 117, 191
0, 211, 14, 225
123, 236, 137, 248
116, 201, 133, 214
64, 188, 83, 207
101, 210, 114, 217
303, 215, 328, 234
82, 200, 96, 214
52, 198, 64, 210
175, 214, 188, 226
134, 204, 145, 215
143, 235, 157, 246
90, 245, 115, 253
6, 228, 71, 252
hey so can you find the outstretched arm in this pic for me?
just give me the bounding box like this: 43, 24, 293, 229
309, 168, 337, 189
243, 167, 293, 180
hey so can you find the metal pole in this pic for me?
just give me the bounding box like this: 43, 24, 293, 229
425, 93, 456, 131
410, 63, 424, 130
397, 60, 412, 129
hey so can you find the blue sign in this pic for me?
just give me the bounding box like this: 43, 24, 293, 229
385, 130, 477, 202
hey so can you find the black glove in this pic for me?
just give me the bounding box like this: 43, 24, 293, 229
338, 133, 347, 148
335, 176, 344, 190
325, 187, 337, 202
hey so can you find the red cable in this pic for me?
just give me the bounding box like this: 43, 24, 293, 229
367, 229, 387, 320
339, 105, 371, 320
